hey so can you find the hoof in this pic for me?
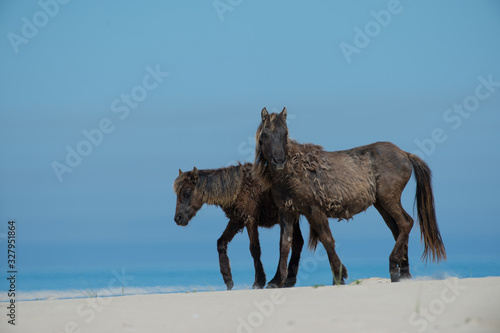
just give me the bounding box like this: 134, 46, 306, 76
400, 272, 412, 280
266, 281, 280, 289
225, 280, 234, 290
390, 269, 401, 282
252, 282, 265, 289
283, 277, 297, 288
332, 265, 348, 285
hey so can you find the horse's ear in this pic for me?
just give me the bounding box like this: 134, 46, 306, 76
261, 107, 269, 120
191, 167, 199, 182
178, 169, 183, 176
280, 107, 287, 120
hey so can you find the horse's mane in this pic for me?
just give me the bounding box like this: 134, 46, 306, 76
173, 173, 188, 195
174, 165, 245, 207
198, 165, 244, 206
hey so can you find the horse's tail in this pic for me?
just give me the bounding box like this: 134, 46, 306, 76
308, 224, 320, 251
407, 153, 447, 262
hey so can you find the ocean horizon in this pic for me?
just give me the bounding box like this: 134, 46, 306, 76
3, 252, 499, 302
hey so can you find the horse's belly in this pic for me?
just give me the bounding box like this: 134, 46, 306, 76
326, 199, 373, 221
320, 177, 376, 221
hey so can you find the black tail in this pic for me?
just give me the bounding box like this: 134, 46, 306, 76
308, 224, 320, 251
408, 153, 447, 262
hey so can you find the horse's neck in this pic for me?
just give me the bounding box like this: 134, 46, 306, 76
265, 141, 311, 183
199, 184, 235, 207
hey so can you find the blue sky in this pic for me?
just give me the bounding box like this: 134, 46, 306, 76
1, 1, 499, 281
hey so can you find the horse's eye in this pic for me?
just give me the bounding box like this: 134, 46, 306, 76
183, 189, 191, 199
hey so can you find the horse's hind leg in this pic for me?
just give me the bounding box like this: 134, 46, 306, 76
399, 209, 413, 279
217, 220, 243, 290
283, 219, 304, 287
375, 201, 414, 282
246, 219, 266, 289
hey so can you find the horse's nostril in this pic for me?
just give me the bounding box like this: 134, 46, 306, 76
175, 215, 182, 223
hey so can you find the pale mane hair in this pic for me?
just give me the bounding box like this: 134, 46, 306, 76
174, 165, 244, 207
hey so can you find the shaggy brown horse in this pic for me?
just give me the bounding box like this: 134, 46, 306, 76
173, 163, 303, 290
253, 108, 446, 285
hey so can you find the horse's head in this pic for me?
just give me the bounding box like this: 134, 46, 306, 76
255, 107, 289, 172
173, 167, 203, 226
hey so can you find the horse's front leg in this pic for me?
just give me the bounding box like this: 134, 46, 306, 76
284, 218, 304, 287
217, 220, 243, 290
267, 211, 295, 288
307, 207, 348, 285
246, 218, 266, 289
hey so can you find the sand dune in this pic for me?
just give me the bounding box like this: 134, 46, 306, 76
2, 276, 499, 333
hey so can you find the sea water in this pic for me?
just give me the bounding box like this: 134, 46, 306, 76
2, 251, 499, 301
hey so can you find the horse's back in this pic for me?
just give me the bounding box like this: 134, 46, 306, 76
342, 142, 413, 201
334, 142, 412, 176
287, 142, 376, 219
292, 141, 411, 219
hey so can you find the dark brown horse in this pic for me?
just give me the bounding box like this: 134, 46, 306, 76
173, 163, 304, 290
253, 108, 446, 285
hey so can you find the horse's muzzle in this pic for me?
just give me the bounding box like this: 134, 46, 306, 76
272, 157, 286, 171
174, 214, 188, 226
275, 163, 285, 170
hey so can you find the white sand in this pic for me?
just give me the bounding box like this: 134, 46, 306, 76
2, 277, 499, 333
